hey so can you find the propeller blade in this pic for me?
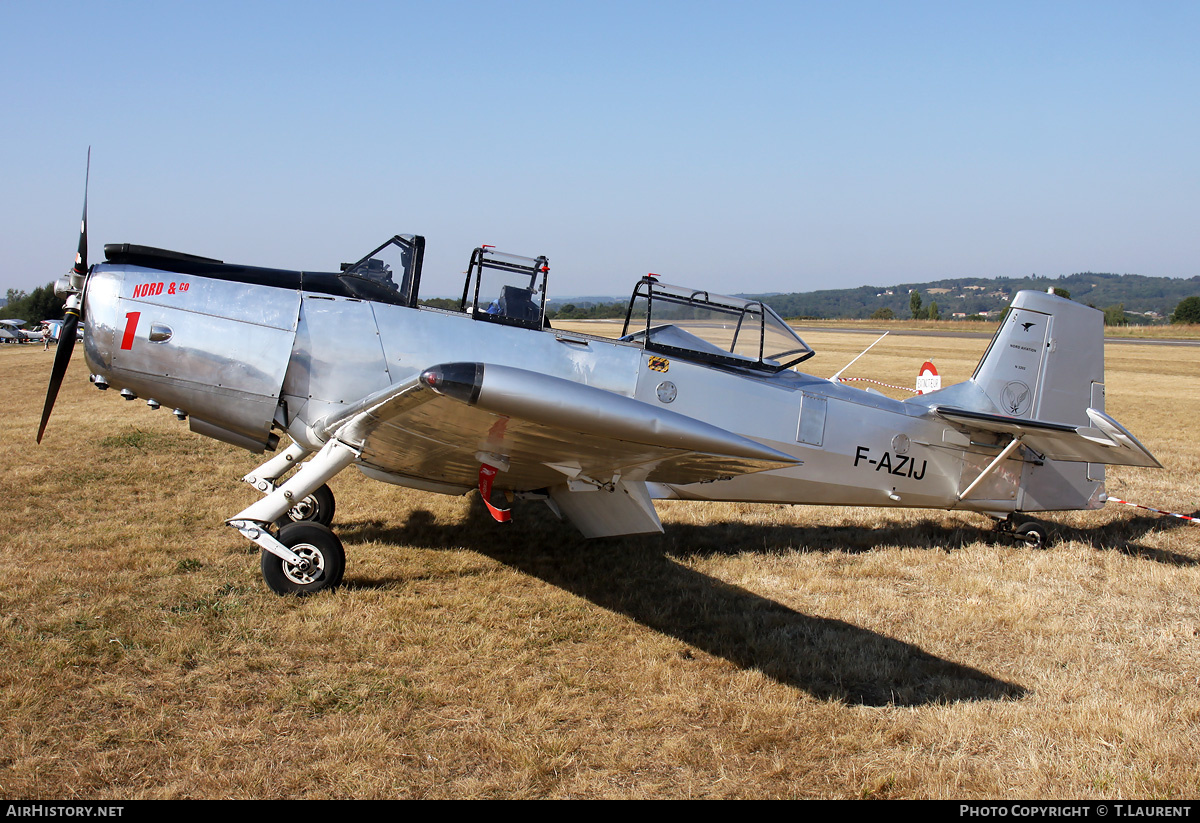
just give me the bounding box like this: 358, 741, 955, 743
36, 309, 80, 443
38, 149, 91, 444
74, 148, 90, 276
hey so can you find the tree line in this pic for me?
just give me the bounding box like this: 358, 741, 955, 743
744, 272, 1199, 322
1, 283, 66, 324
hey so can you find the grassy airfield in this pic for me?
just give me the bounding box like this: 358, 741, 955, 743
0, 327, 1197, 799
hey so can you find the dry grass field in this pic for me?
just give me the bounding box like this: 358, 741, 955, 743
1, 327, 1197, 799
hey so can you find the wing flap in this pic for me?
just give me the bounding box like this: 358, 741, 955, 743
549, 478, 664, 538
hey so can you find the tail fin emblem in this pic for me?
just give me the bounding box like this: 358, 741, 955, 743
1002, 381, 1032, 415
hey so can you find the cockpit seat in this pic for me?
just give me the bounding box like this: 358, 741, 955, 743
498, 286, 540, 324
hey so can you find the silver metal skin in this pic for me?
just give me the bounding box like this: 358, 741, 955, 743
83, 267, 298, 452
69, 238, 1160, 595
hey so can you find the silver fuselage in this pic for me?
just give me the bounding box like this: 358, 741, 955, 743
82, 263, 1103, 517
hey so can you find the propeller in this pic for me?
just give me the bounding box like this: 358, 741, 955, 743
37, 149, 90, 444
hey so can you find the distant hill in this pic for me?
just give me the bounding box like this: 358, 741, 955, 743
547, 272, 1198, 322
746, 272, 1200, 321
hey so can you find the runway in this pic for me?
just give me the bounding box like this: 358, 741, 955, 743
790, 326, 1200, 346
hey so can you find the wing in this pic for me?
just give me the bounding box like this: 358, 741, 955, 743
932, 405, 1161, 468
319, 362, 801, 537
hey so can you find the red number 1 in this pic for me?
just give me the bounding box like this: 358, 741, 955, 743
121, 311, 141, 350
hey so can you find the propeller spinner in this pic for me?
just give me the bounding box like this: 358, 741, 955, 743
37, 149, 90, 444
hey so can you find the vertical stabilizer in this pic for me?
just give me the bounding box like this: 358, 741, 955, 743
971, 290, 1104, 427
969, 290, 1108, 511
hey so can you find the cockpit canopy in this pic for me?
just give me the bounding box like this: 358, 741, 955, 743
339, 234, 426, 307
341, 238, 552, 331
458, 247, 550, 330
619, 277, 814, 373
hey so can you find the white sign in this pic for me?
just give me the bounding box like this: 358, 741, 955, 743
916, 361, 941, 395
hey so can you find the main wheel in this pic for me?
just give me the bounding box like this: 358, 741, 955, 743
276, 483, 336, 527
1014, 520, 1050, 550
261, 522, 346, 595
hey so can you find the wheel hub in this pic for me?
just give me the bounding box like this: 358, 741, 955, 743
288, 496, 316, 520
282, 544, 325, 585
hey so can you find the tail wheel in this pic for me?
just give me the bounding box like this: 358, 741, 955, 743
1014, 521, 1050, 550
261, 522, 345, 595
276, 483, 336, 527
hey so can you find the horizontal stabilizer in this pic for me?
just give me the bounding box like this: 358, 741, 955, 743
933, 406, 1161, 468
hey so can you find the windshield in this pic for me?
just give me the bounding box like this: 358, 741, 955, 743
620, 279, 814, 372
339, 235, 425, 307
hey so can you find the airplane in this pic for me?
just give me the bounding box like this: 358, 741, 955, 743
38, 167, 1162, 596
0, 319, 46, 343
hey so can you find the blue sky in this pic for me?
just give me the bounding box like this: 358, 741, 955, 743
2, 1, 1197, 298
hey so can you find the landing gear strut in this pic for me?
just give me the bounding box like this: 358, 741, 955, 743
243, 442, 338, 527
230, 437, 359, 595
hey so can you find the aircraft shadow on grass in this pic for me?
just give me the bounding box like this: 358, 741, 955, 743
1056, 512, 1200, 567
339, 502, 1033, 707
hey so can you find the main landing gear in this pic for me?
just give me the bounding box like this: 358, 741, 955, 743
231, 438, 357, 595
260, 522, 346, 595
991, 513, 1052, 549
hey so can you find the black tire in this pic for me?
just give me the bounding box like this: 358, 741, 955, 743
261, 522, 346, 595
1014, 520, 1050, 550
275, 483, 336, 528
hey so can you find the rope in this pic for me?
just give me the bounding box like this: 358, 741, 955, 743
1106, 497, 1200, 524
837, 377, 920, 394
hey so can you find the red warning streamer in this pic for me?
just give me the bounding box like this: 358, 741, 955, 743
478, 464, 512, 523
